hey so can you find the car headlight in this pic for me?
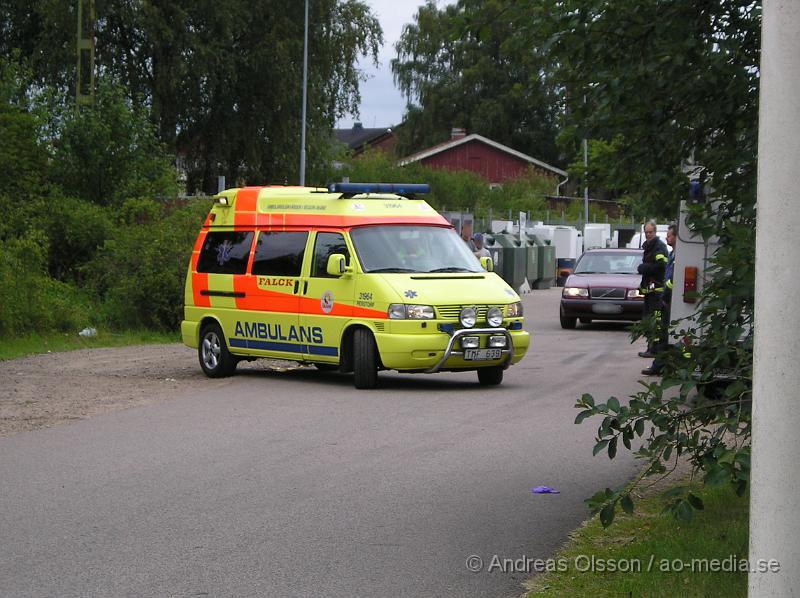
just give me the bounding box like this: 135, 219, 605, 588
486, 306, 503, 327
627, 288, 644, 299
506, 301, 523, 318
388, 304, 435, 319
459, 306, 477, 328
563, 287, 589, 298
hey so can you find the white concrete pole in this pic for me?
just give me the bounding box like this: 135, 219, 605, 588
749, 1, 800, 595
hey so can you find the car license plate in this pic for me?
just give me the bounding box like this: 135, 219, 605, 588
592, 303, 623, 315
464, 348, 502, 361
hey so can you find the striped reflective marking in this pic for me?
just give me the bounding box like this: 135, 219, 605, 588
229, 338, 338, 356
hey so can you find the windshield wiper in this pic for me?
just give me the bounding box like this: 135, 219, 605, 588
367, 267, 418, 273
426, 267, 474, 273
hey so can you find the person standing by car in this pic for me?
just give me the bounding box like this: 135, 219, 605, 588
472, 233, 491, 258
643, 223, 677, 375
637, 220, 668, 357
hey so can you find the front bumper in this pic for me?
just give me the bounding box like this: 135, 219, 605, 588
560, 299, 643, 321
375, 326, 530, 372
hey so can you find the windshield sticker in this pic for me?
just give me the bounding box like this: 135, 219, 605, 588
404, 290, 418, 299
321, 290, 334, 313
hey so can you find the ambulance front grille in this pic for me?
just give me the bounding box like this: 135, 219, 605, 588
436, 305, 497, 321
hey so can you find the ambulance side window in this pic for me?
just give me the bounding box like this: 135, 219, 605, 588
251, 231, 308, 276
196, 231, 253, 274
311, 232, 350, 278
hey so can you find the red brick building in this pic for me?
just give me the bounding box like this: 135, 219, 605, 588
398, 129, 566, 185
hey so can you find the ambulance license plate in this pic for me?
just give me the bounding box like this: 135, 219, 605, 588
464, 348, 502, 361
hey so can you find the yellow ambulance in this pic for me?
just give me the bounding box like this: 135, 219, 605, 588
181, 183, 529, 388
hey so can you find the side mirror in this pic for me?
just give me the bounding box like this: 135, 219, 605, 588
480, 256, 494, 272
326, 253, 350, 276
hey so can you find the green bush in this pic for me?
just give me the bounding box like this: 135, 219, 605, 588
86, 199, 212, 330
0, 231, 92, 336
37, 194, 113, 282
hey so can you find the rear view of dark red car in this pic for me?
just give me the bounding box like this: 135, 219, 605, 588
559, 249, 645, 329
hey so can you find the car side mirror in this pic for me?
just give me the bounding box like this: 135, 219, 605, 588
326, 253, 351, 276
480, 256, 494, 272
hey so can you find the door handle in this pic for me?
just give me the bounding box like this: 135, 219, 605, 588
303, 281, 308, 294
294, 280, 299, 294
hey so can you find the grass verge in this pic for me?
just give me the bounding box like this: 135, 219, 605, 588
525, 482, 749, 597
0, 329, 180, 361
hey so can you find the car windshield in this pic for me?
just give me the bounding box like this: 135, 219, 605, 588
350, 225, 482, 274
574, 252, 642, 275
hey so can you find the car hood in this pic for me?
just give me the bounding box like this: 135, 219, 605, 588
565, 273, 640, 288
377, 272, 520, 304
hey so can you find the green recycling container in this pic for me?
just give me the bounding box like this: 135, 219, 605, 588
483, 233, 504, 276
528, 234, 556, 289
522, 238, 540, 288
492, 234, 527, 289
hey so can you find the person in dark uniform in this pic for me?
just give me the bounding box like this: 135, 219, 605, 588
637, 221, 668, 358
642, 223, 677, 375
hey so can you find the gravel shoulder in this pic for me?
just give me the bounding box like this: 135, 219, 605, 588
0, 344, 295, 437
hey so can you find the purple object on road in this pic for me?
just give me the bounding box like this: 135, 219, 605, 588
531, 486, 560, 494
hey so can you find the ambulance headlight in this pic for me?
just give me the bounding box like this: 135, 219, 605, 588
388, 304, 434, 319
459, 307, 477, 328
486, 306, 503, 327
506, 302, 523, 317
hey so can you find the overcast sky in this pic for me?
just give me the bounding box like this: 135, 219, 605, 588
335, 0, 451, 130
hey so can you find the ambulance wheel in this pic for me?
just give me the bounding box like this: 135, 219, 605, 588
353, 328, 378, 389
477, 366, 504, 386
199, 322, 237, 378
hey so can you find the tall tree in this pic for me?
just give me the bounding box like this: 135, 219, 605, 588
2, 0, 382, 192
392, 0, 561, 164
510, 0, 761, 524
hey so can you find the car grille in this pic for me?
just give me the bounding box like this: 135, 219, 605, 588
436, 304, 501, 320
589, 287, 625, 299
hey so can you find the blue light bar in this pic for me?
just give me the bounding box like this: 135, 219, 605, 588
328, 182, 430, 196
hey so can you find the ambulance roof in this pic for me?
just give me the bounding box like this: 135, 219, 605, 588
207, 184, 451, 229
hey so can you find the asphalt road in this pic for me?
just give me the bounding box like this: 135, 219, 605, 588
0, 288, 647, 598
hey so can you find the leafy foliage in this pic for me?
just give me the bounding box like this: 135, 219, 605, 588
2, 0, 383, 193
513, 0, 761, 525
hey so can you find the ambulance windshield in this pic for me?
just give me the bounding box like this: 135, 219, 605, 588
350, 225, 482, 274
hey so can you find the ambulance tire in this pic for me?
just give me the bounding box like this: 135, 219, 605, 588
353, 328, 378, 389
477, 366, 504, 386
199, 322, 237, 378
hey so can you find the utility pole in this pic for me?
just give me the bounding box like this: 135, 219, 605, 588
76, 0, 96, 110
299, 0, 309, 186
749, 1, 800, 595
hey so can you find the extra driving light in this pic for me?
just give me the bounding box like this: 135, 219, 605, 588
459, 307, 477, 328
506, 302, 523, 318
388, 304, 435, 319
563, 287, 589, 298
489, 335, 507, 348
627, 288, 644, 299
461, 336, 480, 349
486, 306, 503, 327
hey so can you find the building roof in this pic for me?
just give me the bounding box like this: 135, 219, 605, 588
332, 123, 393, 151
397, 133, 567, 177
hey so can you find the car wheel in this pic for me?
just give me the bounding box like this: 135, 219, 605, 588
559, 307, 577, 329
477, 365, 504, 386
353, 328, 378, 389
199, 322, 237, 378
580, 318, 592, 324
